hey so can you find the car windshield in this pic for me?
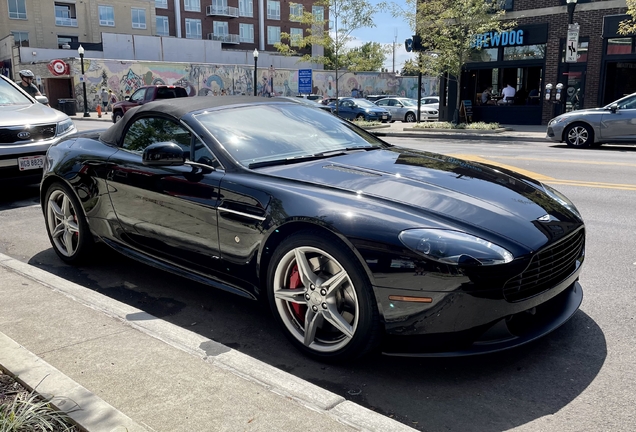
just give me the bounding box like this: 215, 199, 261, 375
354, 99, 378, 108
195, 103, 386, 167
606, 94, 636, 110
0, 77, 34, 105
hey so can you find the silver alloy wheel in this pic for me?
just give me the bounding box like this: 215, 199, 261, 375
567, 125, 590, 146
46, 189, 80, 257
405, 112, 416, 122
272, 246, 359, 353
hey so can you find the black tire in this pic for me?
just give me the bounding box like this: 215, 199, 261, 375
113, 111, 124, 123
267, 231, 381, 362
43, 182, 94, 264
564, 123, 594, 148
405, 112, 416, 123
355, 114, 365, 121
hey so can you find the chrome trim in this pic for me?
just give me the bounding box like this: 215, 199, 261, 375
218, 207, 267, 221
0, 159, 17, 167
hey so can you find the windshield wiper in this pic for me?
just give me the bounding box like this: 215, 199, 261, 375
248, 146, 381, 169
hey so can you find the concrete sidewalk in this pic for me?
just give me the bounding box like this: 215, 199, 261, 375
0, 253, 414, 432
69, 113, 548, 142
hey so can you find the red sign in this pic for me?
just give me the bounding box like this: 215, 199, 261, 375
47, 59, 69, 76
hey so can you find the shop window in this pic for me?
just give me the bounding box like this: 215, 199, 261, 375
503, 44, 546, 61
468, 48, 498, 62
607, 38, 632, 55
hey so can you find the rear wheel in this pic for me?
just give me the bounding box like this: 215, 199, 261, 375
267, 231, 381, 362
44, 182, 93, 264
564, 123, 594, 148
405, 112, 416, 123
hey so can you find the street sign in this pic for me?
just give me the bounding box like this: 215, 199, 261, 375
298, 69, 312, 94
566, 24, 580, 63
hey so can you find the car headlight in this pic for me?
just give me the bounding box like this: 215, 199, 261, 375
540, 183, 583, 220
549, 116, 568, 126
399, 229, 514, 266
56, 118, 76, 136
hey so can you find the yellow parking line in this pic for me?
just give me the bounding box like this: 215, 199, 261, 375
485, 156, 636, 168
449, 154, 636, 190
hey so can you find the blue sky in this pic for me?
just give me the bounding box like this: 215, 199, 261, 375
347, 1, 415, 73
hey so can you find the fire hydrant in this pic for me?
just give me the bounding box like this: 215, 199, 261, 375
97, 104, 102, 118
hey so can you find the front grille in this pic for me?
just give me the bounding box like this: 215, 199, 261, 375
0, 124, 57, 144
504, 228, 585, 302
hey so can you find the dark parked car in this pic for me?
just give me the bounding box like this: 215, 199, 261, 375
330, 97, 392, 122
112, 85, 189, 123
547, 92, 636, 148
41, 97, 585, 362
0, 74, 76, 185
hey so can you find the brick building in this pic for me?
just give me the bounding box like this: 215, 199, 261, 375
440, 0, 635, 125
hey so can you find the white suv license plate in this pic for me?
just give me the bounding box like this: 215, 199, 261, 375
18, 155, 45, 171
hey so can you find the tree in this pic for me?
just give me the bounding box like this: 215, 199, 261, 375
619, 0, 636, 35
389, 0, 513, 123
275, 0, 379, 101
342, 42, 388, 72
400, 59, 419, 76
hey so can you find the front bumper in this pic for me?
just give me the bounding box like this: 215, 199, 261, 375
381, 281, 582, 357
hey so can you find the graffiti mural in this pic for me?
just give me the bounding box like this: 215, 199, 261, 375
22, 58, 439, 112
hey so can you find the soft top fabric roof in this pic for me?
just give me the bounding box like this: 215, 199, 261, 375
100, 96, 289, 146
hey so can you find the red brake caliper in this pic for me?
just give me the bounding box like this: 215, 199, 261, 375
289, 264, 306, 323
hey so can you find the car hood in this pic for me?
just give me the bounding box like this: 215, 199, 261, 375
0, 103, 68, 127
258, 148, 583, 251
552, 107, 605, 122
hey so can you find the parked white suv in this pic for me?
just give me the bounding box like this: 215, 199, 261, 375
0, 74, 76, 185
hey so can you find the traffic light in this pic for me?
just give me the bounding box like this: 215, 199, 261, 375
412, 34, 423, 52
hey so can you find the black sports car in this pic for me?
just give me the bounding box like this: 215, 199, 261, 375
40, 97, 585, 362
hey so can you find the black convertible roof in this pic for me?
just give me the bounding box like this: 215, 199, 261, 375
100, 96, 287, 145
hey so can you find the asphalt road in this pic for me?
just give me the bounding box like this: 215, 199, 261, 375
1, 128, 635, 431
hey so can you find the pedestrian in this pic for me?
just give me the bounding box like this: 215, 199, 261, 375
108, 89, 117, 110
100, 88, 109, 113
17, 70, 42, 97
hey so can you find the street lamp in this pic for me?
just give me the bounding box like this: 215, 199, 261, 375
562, 0, 578, 113
78, 45, 90, 117
253, 49, 258, 96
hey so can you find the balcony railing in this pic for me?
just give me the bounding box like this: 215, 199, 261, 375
56, 17, 78, 27
206, 5, 239, 17
207, 33, 240, 44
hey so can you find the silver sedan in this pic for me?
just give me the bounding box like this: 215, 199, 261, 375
375, 97, 438, 122
546, 92, 636, 148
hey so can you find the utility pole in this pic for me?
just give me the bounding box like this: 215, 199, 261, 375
392, 28, 397, 73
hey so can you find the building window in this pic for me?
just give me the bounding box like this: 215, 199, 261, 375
185, 18, 202, 39
239, 0, 253, 17
184, 0, 201, 12
213, 21, 228, 36
156, 16, 169, 36
8, 0, 26, 19
267, 1, 280, 20
57, 35, 78, 49
312, 5, 324, 22
607, 38, 633, 55
55, 3, 77, 27
155, 0, 168, 8
11, 31, 29, 47
290, 3, 303, 22
290, 28, 303, 46
468, 48, 498, 62
503, 44, 546, 61
99, 5, 115, 26
239, 23, 254, 43
132, 8, 146, 29
267, 26, 280, 44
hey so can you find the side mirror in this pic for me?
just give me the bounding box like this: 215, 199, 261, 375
609, 103, 618, 113
35, 95, 49, 105
142, 142, 185, 166
125, 96, 130, 101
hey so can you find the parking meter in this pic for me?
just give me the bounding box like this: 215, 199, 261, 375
555, 83, 564, 101
545, 83, 553, 100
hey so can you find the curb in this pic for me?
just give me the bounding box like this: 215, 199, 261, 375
369, 130, 548, 142
0, 254, 416, 432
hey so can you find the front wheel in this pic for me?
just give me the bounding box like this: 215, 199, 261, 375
113, 111, 124, 123
44, 182, 94, 264
355, 114, 365, 121
405, 112, 416, 123
564, 123, 594, 148
267, 231, 381, 362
